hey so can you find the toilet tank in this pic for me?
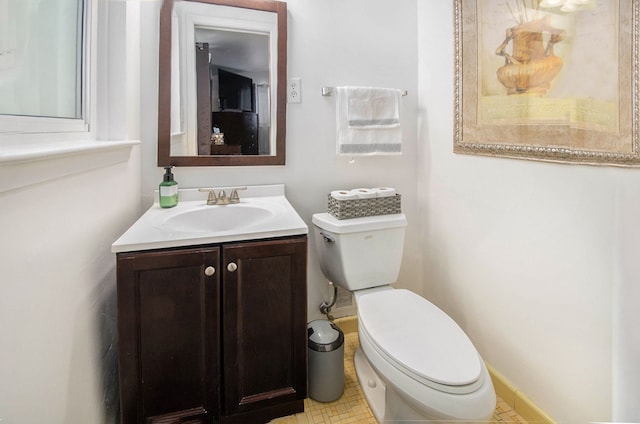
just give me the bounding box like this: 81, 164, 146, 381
312, 213, 407, 291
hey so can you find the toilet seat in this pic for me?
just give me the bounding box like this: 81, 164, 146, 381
357, 289, 483, 394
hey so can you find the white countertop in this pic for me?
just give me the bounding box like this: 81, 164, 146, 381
112, 184, 308, 253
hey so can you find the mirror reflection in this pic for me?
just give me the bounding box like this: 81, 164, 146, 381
158, 0, 287, 167
193, 28, 271, 156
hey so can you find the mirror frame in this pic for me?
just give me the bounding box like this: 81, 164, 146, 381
158, 0, 287, 166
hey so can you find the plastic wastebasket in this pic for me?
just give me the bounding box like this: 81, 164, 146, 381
307, 320, 345, 402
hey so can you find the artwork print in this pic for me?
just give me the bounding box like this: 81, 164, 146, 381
454, 0, 640, 166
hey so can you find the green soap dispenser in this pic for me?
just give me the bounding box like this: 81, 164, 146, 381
159, 166, 178, 208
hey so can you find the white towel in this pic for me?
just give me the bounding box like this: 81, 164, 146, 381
347, 88, 400, 129
336, 86, 403, 156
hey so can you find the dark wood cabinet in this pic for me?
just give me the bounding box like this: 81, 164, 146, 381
117, 246, 220, 424
117, 236, 307, 424
212, 111, 258, 155
222, 239, 308, 422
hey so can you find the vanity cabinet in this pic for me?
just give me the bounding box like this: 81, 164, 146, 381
117, 236, 307, 424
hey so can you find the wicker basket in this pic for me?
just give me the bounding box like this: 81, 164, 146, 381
327, 194, 402, 220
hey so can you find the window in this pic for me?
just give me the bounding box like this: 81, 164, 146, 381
0, 0, 90, 135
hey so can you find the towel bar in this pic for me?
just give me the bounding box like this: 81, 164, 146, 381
321, 86, 408, 96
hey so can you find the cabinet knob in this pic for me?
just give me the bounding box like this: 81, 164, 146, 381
204, 266, 216, 276
227, 262, 238, 272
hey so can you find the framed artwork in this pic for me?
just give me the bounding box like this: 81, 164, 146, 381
454, 0, 640, 166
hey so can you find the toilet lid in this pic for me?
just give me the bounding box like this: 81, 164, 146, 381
358, 289, 482, 387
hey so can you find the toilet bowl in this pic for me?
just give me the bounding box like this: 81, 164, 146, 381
354, 287, 495, 421
312, 212, 496, 422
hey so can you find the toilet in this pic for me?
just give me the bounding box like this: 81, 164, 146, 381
312, 212, 496, 422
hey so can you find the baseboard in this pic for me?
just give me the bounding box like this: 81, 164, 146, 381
485, 363, 556, 424
335, 315, 555, 423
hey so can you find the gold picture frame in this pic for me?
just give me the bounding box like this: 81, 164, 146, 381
454, 0, 640, 166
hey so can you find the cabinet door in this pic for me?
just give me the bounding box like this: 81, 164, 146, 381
117, 247, 220, 424
222, 237, 307, 421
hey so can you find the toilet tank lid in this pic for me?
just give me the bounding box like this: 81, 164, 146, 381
312, 212, 407, 234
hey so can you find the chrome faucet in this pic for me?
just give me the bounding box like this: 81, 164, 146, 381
198, 187, 247, 205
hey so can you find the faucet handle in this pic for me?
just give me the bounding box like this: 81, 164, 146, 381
229, 187, 247, 204
198, 188, 217, 205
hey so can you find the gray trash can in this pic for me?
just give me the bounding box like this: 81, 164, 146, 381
307, 319, 345, 402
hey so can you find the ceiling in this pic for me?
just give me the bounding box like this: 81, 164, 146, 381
194, 27, 269, 75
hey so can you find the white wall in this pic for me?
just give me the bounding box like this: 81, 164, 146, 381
0, 153, 140, 424
613, 180, 640, 421
418, 2, 640, 423
139, 0, 422, 322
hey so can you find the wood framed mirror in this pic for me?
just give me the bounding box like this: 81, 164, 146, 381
158, 0, 287, 166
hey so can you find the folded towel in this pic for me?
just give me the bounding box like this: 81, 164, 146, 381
347, 88, 400, 129
336, 86, 403, 156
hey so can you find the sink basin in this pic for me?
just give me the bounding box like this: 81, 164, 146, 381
158, 203, 278, 233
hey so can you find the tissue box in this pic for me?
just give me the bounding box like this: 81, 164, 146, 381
327, 194, 401, 220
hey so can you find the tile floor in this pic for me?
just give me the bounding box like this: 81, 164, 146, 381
272, 332, 527, 423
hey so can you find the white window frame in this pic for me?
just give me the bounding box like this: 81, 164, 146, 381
0, 0, 96, 141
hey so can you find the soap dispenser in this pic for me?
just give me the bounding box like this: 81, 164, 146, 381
159, 166, 178, 208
